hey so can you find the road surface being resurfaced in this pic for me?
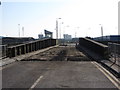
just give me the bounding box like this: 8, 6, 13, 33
2, 45, 119, 89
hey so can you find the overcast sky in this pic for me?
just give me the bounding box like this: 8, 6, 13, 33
0, 0, 119, 38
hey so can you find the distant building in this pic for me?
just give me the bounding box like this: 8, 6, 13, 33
38, 34, 43, 39
63, 34, 72, 40
72, 38, 79, 43
44, 30, 53, 38
93, 35, 120, 41
2, 37, 35, 46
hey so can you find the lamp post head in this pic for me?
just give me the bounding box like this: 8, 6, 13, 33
56, 18, 61, 20
99, 24, 102, 26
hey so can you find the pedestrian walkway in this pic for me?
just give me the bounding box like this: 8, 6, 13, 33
0, 45, 58, 67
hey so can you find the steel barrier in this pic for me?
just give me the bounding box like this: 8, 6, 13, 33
7, 38, 56, 58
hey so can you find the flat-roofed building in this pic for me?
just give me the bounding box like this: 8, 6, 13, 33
38, 34, 44, 39
63, 34, 72, 40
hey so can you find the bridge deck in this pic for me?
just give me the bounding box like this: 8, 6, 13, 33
2, 45, 119, 89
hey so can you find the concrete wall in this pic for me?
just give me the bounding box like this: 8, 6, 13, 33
79, 38, 108, 59
7, 38, 56, 58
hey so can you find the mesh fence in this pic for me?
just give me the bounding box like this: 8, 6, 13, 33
108, 42, 120, 66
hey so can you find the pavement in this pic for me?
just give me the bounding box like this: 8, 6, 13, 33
0, 45, 59, 67
2, 45, 120, 89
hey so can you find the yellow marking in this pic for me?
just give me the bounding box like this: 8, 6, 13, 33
91, 62, 120, 89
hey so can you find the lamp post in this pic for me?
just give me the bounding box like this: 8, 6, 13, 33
99, 24, 103, 41
60, 22, 64, 39
22, 27, 24, 37
63, 25, 70, 45
56, 18, 61, 39
18, 24, 20, 37
75, 27, 79, 38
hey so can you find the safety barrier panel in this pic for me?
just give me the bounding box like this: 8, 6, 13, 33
108, 42, 120, 55
108, 43, 120, 66
79, 38, 108, 59
7, 38, 56, 58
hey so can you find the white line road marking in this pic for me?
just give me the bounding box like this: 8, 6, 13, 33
91, 62, 120, 89
29, 75, 43, 90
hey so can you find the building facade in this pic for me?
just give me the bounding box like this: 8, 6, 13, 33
38, 34, 44, 39
63, 34, 72, 40
93, 35, 120, 41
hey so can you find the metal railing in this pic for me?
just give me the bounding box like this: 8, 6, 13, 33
108, 42, 120, 66
0, 38, 56, 59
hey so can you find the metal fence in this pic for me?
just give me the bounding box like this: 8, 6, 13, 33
7, 38, 56, 58
108, 42, 120, 66
0, 38, 56, 59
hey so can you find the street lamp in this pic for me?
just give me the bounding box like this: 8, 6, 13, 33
59, 22, 64, 39
22, 27, 24, 37
99, 24, 103, 41
75, 27, 79, 38
56, 18, 61, 39
18, 24, 20, 37
63, 25, 70, 45
63, 25, 70, 34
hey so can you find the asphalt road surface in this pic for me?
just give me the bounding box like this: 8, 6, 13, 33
2, 46, 119, 89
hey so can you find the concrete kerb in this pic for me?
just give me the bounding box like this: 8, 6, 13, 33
100, 60, 120, 78
0, 45, 59, 67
